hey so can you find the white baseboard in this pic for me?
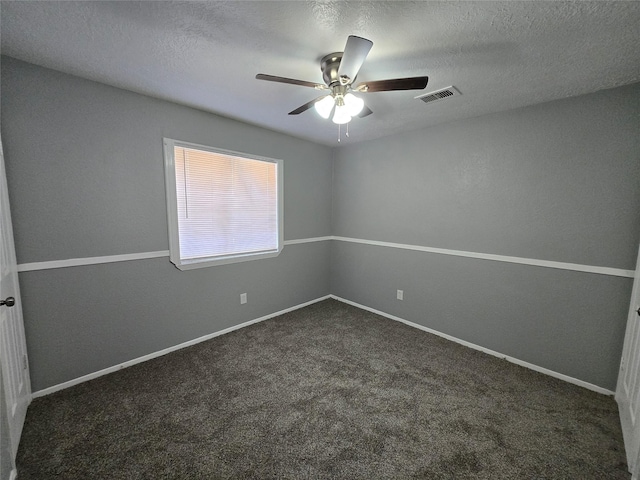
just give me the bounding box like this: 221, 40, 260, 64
9, 469, 17, 480
32, 293, 613, 398
330, 295, 615, 396
32, 295, 331, 398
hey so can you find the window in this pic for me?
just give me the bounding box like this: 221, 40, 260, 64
163, 138, 283, 270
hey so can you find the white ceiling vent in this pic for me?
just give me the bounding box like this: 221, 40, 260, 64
415, 86, 461, 104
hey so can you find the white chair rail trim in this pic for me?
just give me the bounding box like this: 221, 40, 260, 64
17, 236, 634, 278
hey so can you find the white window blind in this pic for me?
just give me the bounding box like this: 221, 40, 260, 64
163, 139, 283, 270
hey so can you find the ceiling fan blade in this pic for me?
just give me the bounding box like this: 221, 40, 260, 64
356, 76, 429, 93
288, 95, 329, 115
256, 74, 327, 90
358, 105, 373, 118
337, 35, 373, 84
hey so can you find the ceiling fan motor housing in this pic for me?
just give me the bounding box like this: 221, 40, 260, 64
321, 53, 345, 86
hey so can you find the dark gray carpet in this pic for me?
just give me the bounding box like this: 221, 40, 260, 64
17, 299, 629, 479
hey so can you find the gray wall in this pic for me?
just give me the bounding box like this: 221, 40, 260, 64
332, 83, 640, 390
1, 57, 334, 391
2, 55, 639, 394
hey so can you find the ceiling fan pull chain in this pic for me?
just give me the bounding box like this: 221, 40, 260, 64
346, 122, 349, 138
338, 123, 341, 142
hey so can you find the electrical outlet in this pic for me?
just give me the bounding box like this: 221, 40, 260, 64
397, 289, 404, 301
240, 293, 247, 304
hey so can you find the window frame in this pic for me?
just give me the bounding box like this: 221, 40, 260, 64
163, 138, 284, 271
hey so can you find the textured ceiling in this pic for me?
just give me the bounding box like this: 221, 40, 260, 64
2, 1, 639, 146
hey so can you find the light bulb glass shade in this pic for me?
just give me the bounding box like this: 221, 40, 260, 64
344, 93, 364, 116
314, 95, 335, 119
332, 104, 352, 124
332, 105, 351, 125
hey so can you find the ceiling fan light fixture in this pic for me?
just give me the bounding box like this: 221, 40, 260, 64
332, 104, 352, 124
257, 35, 429, 138
344, 93, 364, 116
314, 95, 335, 119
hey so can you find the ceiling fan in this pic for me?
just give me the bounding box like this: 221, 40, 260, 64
256, 35, 429, 126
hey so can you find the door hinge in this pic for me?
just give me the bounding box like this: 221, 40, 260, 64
22, 354, 28, 370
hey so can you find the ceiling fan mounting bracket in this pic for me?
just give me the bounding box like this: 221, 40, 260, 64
331, 84, 348, 103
